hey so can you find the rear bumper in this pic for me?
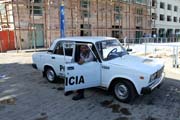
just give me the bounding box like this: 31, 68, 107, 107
141, 72, 165, 94
32, 63, 37, 69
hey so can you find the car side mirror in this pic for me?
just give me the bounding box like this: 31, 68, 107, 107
94, 57, 98, 62
48, 50, 53, 53
127, 48, 132, 52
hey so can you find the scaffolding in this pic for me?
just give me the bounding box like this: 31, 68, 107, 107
0, 0, 15, 52
67, 0, 153, 40
0, 0, 60, 52
0, 0, 154, 52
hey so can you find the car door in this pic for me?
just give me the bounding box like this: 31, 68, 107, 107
50, 41, 74, 78
64, 42, 101, 92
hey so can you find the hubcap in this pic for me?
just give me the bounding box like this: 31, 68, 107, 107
47, 69, 55, 81
115, 83, 128, 100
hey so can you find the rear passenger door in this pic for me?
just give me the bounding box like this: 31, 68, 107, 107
51, 41, 74, 78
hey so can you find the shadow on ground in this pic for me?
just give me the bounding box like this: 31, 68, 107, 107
0, 63, 180, 120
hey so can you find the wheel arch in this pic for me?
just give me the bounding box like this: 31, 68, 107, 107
43, 64, 55, 77
108, 77, 138, 95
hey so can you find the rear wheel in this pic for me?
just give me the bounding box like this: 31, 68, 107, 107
113, 80, 136, 103
45, 67, 57, 83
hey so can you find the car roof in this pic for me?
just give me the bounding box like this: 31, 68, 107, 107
55, 36, 116, 42
49, 36, 117, 50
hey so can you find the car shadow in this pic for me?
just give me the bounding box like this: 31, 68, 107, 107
133, 77, 180, 106
1, 63, 180, 107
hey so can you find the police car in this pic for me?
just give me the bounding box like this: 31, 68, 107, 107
32, 36, 165, 103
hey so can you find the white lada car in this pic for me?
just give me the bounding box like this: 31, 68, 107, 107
32, 36, 165, 103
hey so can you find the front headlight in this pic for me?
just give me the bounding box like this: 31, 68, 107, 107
149, 72, 157, 83
149, 66, 164, 83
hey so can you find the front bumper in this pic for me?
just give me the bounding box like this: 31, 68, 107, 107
32, 63, 37, 69
141, 72, 165, 94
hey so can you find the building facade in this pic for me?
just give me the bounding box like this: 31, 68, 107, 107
0, 0, 153, 50
65, 0, 152, 42
151, 0, 180, 37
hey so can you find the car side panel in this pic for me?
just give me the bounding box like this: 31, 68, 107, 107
101, 62, 149, 95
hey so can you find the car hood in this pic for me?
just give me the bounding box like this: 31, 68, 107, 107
108, 55, 164, 74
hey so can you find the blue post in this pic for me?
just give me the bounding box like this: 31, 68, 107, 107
60, 2, 65, 38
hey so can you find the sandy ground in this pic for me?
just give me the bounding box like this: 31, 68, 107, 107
0, 52, 180, 120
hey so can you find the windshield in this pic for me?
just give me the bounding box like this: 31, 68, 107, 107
96, 39, 127, 61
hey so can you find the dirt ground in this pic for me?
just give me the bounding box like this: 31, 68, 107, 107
0, 52, 180, 120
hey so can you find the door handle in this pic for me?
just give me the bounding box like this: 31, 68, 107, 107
67, 66, 74, 70
52, 57, 55, 59
102, 65, 110, 69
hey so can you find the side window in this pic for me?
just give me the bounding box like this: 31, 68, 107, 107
63, 41, 75, 63
74, 43, 97, 63
54, 42, 64, 55
63, 42, 74, 56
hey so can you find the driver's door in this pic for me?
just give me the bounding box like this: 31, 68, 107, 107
64, 43, 101, 92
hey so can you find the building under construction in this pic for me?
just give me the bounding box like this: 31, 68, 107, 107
0, 0, 154, 52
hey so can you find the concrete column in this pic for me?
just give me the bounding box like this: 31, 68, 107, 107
172, 29, 174, 41
164, 28, 167, 37
172, 29, 175, 36
163, 28, 167, 42
156, 28, 159, 37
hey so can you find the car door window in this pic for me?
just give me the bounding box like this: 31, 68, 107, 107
74, 43, 97, 63
54, 42, 64, 55
63, 41, 75, 63
54, 41, 74, 57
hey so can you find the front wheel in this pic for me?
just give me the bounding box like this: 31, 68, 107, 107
113, 80, 136, 103
45, 67, 57, 83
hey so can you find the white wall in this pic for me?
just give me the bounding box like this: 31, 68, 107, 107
153, 0, 180, 36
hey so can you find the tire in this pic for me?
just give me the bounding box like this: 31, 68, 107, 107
45, 67, 57, 83
112, 80, 136, 103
